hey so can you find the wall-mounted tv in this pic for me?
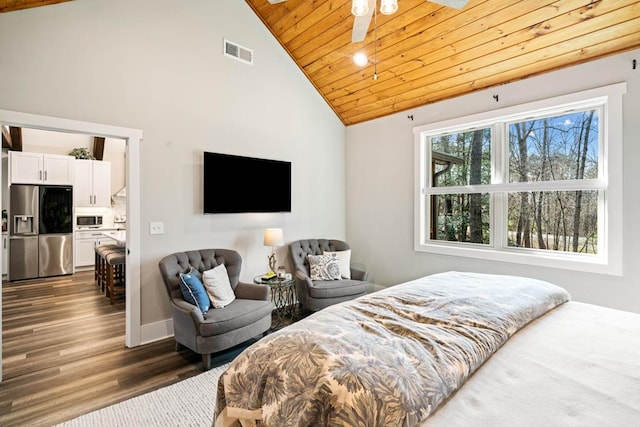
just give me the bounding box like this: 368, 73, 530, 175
203, 152, 291, 214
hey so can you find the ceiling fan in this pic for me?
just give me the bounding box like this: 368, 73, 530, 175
266, 0, 469, 43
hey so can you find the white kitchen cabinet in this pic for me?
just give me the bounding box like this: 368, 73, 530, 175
74, 230, 118, 269
74, 159, 111, 207
75, 235, 99, 268
9, 151, 75, 185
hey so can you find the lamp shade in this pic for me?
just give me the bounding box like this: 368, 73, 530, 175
263, 228, 284, 247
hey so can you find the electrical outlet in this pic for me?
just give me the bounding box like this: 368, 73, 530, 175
149, 221, 164, 235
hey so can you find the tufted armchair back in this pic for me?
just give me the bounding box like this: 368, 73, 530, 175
289, 239, 350, 277
159, 248, 242, 302
288, 238, 371, 312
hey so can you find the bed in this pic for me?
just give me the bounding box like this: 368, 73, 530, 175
214, 271, 640, 426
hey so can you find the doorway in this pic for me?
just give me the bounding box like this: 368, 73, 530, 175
0, 108, 142, 382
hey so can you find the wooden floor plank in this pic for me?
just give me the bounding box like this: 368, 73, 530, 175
0, 269, 298, 426
0, 271, 218, 427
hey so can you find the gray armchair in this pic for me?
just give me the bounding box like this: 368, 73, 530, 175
158, 249, 273, 370
288, 239, 372, 312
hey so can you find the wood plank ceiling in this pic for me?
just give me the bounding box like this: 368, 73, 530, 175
0, 0, 71, 13
2, 1, 638, 125
248, 0, 640, 125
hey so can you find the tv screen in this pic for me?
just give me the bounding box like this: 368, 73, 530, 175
203, 152, 291, 214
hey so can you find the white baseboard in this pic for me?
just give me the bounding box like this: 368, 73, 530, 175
140, 318, 174, 345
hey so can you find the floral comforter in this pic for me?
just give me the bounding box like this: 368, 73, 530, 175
214, 271, 570, 427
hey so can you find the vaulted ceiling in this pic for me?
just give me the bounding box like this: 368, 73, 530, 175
3, 1, 639, 126
247, 0, 640, 125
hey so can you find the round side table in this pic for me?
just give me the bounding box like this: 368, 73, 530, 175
254, 276, 297, 331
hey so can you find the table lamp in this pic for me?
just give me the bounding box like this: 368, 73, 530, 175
263, 228, 284, 273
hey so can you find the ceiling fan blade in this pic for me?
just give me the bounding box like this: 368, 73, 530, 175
351, 0, 375, 43
428, 0, 469, 9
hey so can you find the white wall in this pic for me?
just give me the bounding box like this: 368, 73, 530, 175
346, 49, 640, 314
0, 0, 347, 327
20, 128, 91, 155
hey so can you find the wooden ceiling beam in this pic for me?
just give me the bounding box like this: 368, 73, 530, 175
1, 125, 10, 149
93, 137, 105, 160
5, 126, 23, 151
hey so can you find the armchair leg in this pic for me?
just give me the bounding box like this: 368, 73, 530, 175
202, 353, 213, 370
175, 342, 185, 352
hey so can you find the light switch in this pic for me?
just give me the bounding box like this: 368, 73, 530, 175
149, 221, 164, 235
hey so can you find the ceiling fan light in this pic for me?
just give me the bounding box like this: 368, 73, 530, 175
380, 0, 398, 15
353, 52, 368, 67
351, 0, 369, 17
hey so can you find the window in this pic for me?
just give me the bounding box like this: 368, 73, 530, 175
413, 83, 625, 275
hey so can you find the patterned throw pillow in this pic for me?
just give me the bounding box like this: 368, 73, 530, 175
323, 249, 352, 279
308, 254, 341, 281
179, 267, 211, 314
202, 263, 236, 309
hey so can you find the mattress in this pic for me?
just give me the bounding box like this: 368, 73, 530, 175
423, 300, 640, 426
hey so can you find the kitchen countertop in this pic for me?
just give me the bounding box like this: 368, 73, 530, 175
76, 226, 126, 232
101, 230, 126, 246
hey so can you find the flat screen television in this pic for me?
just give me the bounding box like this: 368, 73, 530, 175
203, 152, 291, 214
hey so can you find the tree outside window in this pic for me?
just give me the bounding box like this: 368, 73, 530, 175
415, 83, 624, 274
423, 108, 603, 256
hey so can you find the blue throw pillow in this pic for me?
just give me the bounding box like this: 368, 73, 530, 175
179, 267, 211, 314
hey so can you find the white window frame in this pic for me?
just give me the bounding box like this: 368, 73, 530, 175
413, 83, 626, 276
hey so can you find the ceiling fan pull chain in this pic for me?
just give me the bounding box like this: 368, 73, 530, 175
373, 4, 378, 80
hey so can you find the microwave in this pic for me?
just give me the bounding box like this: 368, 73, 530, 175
77, 215, 103, 228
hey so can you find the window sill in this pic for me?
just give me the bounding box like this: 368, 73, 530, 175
415, 241, 622, 276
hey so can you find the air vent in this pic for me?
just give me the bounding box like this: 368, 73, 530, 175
224, 39, 253, 65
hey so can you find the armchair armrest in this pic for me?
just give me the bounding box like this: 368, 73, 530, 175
170, 299, 204, 344
235, 281, 271, 301
295, 270, 313, 284
350, 267, 369, 281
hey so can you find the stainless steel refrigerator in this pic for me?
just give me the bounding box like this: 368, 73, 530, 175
9, 184, 73, 281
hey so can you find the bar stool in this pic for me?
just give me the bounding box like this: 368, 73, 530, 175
95, 244, 123, 296
105, 248, 126, 304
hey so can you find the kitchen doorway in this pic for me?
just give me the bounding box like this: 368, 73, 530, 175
0, 108, 142, 382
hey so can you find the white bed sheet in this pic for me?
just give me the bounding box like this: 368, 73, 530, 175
422, 301, 640, 426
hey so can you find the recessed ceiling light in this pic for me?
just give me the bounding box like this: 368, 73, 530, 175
353, 52, 368, 67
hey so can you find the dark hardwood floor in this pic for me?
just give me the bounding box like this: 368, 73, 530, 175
0, 271, 239, 427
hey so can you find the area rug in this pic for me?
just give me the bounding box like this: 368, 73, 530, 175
56, 363, 230, 427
